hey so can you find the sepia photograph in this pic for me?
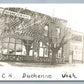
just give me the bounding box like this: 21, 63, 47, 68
0, 4, 83, 81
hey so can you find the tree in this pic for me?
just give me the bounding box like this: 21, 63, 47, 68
44, 19, 71, 64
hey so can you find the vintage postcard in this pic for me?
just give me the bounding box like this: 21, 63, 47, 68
0, 4, 83, 81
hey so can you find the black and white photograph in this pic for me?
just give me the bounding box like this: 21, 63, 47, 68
0, 4, 83, 81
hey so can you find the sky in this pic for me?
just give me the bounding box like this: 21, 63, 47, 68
0, 4, 84, 32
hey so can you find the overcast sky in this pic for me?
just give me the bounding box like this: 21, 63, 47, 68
0, 4, 84, 32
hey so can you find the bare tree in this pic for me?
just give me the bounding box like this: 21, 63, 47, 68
43, 20, 71, 64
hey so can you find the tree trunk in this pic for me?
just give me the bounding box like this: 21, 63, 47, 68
22, 40, 33, 56
25, 45, 31, 55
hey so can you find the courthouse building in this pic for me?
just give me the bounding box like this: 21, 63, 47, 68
0, 7, 84, 64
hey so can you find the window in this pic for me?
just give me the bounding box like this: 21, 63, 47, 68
72, 34, 82, 42
16, 39, 21, 44
39, 42, 44, 57
44, 25, 48, 31
2, 38, 9, 43
39, 48, 43, 57
34, 52, 38, 57
57, 48, 62, 58
56, 28, 60, 38
44, 48, 48, 57
40, 42, 42, 47
39, 42, 48, 57
10, 38, 15, 43
2, 43, 8, 49
29, 50, 33, 56
44, 25, 49, 36
9, 43, 14, 50
28, 43, 34, 56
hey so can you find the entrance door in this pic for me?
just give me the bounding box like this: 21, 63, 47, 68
72, 50, 82, 63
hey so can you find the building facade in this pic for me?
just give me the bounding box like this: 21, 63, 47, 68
0, 7, 84, 64
64, 29, 84, 63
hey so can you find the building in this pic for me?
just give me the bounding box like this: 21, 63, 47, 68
64, 29, 84, 63
0, 7, 68, 64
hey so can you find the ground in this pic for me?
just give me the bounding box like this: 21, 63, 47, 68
0, 61, 84, 81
